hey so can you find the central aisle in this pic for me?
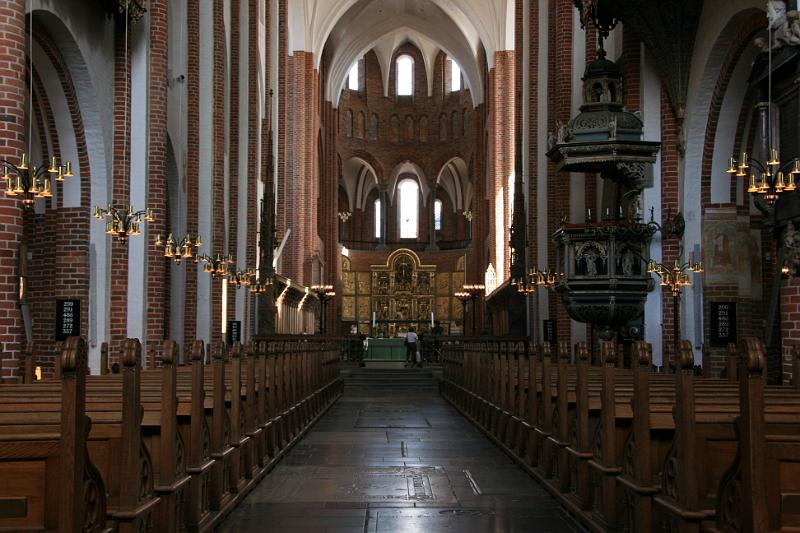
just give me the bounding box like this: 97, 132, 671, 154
218, 368, 584, 532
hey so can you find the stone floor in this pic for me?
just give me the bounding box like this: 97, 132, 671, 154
217, 370, 584, 533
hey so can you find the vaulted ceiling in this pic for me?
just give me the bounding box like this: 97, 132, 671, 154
286, 0, 515, 107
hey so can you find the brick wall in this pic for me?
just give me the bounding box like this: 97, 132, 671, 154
337, 47, 477, 241
0, 0, 26, 381
781, 277, 800, 383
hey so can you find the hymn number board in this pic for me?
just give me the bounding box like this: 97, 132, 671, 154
55, 299, 81, 341
710, 302, 736, 346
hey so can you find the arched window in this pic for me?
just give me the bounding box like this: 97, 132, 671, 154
450, 60, 461, 92
404, 115, 414, 142
419, 116, 429, 143
374, 198, 382, 239
434, 199, 442, 231
344, 110, 353, 137
355, 112, 365, 139
369, 114, 379, 141
398, 178, 419, 238
348, 62, 359, 91
396, 55, 414, 96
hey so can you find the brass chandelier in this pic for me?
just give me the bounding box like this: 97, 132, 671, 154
646, 257, 703, 297
249, 274, 273, 295
94, 204, 154, 242
727, 16, 798, 210
511, 268, 559, 295
198, 253, 234, 279
155, 233, 201, 265
2, 156, 73, 207
727, 149, 797, 207
647, 255, 703, 361
228, 268, 255, 288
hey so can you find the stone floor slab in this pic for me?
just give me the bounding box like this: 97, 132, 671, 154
216, 370, 584, 533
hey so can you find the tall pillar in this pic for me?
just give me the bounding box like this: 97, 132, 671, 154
183, 0, 200, 349
0, 0, 26, 381
109, 15, 132, 359
487, 51, 515, 281
146, 0, 169, 357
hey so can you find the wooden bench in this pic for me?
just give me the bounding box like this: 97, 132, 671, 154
0, 335, 344, 533
0, 337, 109, 532
441, 336, 800, 533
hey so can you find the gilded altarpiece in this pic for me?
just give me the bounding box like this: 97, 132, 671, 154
340, 249, 464, 336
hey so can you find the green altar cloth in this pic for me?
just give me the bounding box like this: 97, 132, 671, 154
365, 338, 406, 361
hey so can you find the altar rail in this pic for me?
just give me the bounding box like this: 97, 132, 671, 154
0, 336, 343, 532
440, 338, 800, 532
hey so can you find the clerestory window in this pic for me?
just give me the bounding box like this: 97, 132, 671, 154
398, 179, 419, 238
396, 55, 414, 96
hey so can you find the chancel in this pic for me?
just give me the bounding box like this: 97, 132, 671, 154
0, 0, 799, 532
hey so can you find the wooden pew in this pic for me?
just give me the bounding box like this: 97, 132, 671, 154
0, 337, 108, 532
0, 339, 162, 531
440, 336, 800, 533
0, 335, 344, 533
714, 338, 800, 532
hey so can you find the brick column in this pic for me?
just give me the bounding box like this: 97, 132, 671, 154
245, 0, 260, 337
146, 0, 169, 356
548, 0, 573, 342
487, 51, 514, 283
228, 0, 241, 328
320, 101, 339, 333
256, 0, 274, 335
183, 0, 200, 347
281, 50, 317, 285
0, 0, 27, 381
276, 0, 290, 278
109, 18, 132, 359
211, 0, 225, 345
660, 93, 681, 362
523, 0, 542, 340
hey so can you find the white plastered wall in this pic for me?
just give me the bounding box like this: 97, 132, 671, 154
642, 48, 664, 366
681, 0, 764, 362
126, 18, 148, 350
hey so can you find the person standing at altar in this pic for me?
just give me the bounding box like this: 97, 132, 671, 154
404, 327, 418, 366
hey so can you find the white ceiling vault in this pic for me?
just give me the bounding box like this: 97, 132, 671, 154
286, 0, 515, 108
